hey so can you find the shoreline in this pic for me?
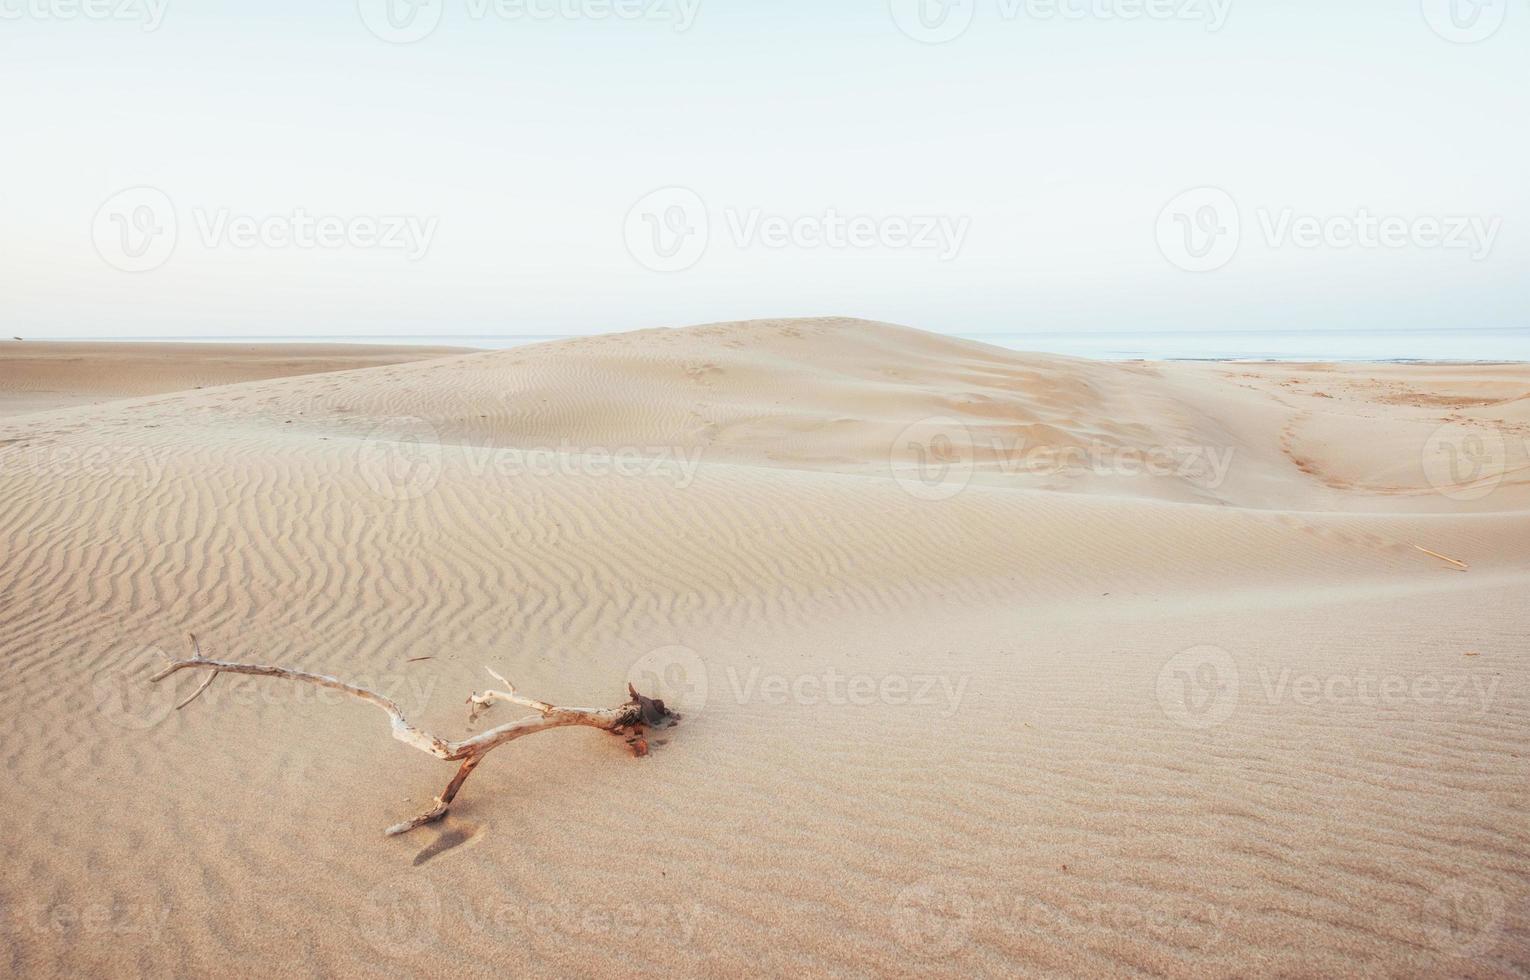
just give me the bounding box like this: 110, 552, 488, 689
7, 335, 1527, 366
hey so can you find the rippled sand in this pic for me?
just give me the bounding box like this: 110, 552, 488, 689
1, 319, 1526, 976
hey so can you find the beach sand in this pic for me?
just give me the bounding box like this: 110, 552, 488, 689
1, 318, 1526, 976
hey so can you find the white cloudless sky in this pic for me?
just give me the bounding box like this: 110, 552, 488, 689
1, 0, 1525, 344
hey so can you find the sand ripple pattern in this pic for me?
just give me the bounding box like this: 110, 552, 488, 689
2, 319, 1527, 976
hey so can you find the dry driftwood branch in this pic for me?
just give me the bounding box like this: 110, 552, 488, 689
1413, 544, 1469, 571
151, 634, 674, 835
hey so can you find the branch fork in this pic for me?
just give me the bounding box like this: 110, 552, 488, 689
152, 634, 675, 835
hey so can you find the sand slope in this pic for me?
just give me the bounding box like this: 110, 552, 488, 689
0, 319, 1526, 977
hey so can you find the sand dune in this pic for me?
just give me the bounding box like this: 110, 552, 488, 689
1, 318, 1526, 976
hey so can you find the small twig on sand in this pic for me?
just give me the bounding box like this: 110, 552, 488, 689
1414, 545, 1468, 571
152, 636, 674, 835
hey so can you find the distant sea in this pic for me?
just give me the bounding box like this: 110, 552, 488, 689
59, 327, 1530, 363
960, 327, 1530, 363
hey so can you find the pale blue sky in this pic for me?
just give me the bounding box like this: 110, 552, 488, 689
2, 1, 1525, 345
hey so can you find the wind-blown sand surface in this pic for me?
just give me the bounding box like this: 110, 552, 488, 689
1, 318, 1526, 977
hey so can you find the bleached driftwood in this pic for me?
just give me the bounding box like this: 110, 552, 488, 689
1413, 544, 1469, 571
152, 635, 673, 835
